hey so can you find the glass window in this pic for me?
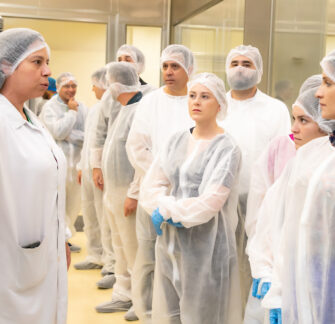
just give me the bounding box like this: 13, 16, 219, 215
173, 0, 244, 85
126, 25, 162, 87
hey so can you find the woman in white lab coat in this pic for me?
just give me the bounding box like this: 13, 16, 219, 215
0, 28, 68, 324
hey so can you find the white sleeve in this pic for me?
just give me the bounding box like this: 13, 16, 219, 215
141, 144, 241, 228
126, 103, 154, 176
42, 105, 77, 141
245, 145, 273, 244
126, 170, 141, 200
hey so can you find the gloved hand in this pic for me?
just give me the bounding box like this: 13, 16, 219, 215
252, 278, 261, 298
151, 208, 164, 236
269, 308, 282, 324
259, 282, 271, 299
166, 218, 184, 228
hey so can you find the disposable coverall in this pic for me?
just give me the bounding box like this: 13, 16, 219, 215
41, 94, 86, 235
126, 87, 194, 322
140, 130, 242, 324
219, 89, 291, 306
262, 136, 334, 322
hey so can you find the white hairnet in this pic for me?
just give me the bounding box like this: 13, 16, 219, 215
294, 74, 335, 133
188, 72, 227, 120
117, 44, 145, 75
0, 28, 50, 89
107, 62, 140, 100
160, 44, 195, 77
57, 72, 77, 89
320, 50, 335, 83
91, 66, 108, 90
225, 45, 263, 84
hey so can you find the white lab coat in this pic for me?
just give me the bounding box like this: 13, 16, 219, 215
0, 94, 68, 324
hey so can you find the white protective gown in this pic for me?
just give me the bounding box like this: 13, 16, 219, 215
244, 135, 296, 324
296, 152, 335, 324
262, 136, 334, 322
90, 84, 154, 273
77, 102, 104, 265
41, 94, 86, 235
102, 97, 141, 301
219, 89, 291, 306
126, 87, 194, 323
140, 130, 242, 324
0, 95, 67, 324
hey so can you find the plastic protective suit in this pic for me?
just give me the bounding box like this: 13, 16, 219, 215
243, 135, 296, 324
296, 152, 335, 324
245, 74, 333, 324
140, 130, 242, 324
0, 28, 67, 324
261, 136, 333, 319
245, 135, 296, 248
77, 68, 108, 266
99, 62, 141, 303
41, 91, 86, 235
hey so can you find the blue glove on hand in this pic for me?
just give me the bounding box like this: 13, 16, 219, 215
166, 218, 184, 228
252, 278, 261, 298
259, 282, 271, 299
151, 208, 164, 236
269, 308, 282, 324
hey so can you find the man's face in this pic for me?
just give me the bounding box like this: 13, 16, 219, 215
229, 55, 256, 70
58, 80, 77, 103
118, 55, 134, 64
162, 61, 188, 93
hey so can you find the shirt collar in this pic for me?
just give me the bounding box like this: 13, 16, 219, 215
0, 94, 27, 129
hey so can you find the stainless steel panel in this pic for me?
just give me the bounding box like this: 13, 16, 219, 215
171, 0, 222, 26
244, 0, 275, 93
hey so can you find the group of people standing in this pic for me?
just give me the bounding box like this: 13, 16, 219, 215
0, 26, 335, 324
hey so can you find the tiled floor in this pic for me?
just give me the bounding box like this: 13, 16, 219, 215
67, 232, 134, 324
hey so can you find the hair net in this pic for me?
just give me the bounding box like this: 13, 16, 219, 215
160, 44, 195, 77
57, 72, 77, 89
294, 74, 335, 133
225, 45, 263, 84
320, 50, 335, 83
117, 44, 145, 75
47, 77, 57, 92
188, 72, 227, 120
0, 28, 50, 89
107, 62, 140, 100
91, 66, 108, 90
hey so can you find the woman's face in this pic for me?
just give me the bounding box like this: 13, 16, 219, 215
291, 105, 326, 149
92, 84, 105, 100
188, 83, 220, 123
315, 73, 335, 120
6, 47, 51, 100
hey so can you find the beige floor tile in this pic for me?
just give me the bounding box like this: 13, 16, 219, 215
67, 232, 134, 324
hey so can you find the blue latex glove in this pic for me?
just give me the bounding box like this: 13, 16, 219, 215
252, 278, 261, 298
151, 208, 164, 236
259, 282, 271, 299
269, 308, 282, 324
166, 218, 184, 228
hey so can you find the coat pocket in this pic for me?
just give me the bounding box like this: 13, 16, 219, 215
16, 237, 48, 291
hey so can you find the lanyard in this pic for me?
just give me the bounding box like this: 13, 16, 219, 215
23, 109, 33, 124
